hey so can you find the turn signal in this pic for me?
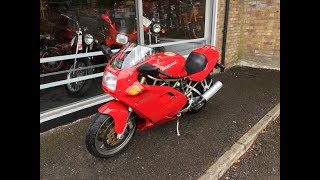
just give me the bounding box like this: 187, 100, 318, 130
126, 83, 144, 96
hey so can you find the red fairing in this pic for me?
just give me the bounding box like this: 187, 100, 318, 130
145, 52, 188, 78
105, 22, 138, 47
64, 27, 76, 41
99, 44, 219, 133
101, 14, 142, 47
187, 45, 220, 81
101, 66, 187, 132
98, 100, 129, 134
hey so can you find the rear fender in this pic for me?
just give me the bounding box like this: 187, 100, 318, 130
98, 100, 129, 134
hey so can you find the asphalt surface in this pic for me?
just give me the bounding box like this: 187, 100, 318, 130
40, 66, 280, 179
221, 117, 280, 180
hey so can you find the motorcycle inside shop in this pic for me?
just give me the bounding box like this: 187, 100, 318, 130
40, 0, 205, 99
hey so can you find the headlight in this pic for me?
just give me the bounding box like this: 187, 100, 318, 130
103, 72, 117, 91
84, 34, 94, 45
153, 23, 161, 33
116, 34, 128, 44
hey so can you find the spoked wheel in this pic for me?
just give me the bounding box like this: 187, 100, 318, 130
190, 76, 213, 113
85, 113, 137, 158
64, 59, 93, 97
40, 47, 64, 72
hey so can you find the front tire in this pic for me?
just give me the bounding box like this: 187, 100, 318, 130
85, 113, 137, 158
64, 59, 93, 98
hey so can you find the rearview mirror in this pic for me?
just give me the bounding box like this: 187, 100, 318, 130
101, 45, 112, 58
137, 63, 159, 77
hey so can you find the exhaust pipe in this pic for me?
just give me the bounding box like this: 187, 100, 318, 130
202, 81, 223, 101
188, 81, 223, 111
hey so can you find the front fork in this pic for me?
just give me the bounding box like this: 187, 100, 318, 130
117, 77, 146, 139
117, 107, 133, 139
72, 30, 83, 75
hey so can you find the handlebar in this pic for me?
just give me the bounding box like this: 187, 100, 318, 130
215, 63, 225, 70
61, 13, 80, 28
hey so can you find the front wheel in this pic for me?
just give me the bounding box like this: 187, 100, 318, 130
85, 113, 137, 158
64, 59, 93, 97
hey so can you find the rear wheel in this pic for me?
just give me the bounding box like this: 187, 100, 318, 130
40, 47, 64, 72
85, 113, 137, 158
190, 76, 213, 113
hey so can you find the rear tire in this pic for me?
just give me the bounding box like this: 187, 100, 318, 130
85, 113, 137, 158
190, 76, 213, 113
40, 47, 64, 72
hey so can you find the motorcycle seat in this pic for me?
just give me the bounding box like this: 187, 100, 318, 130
184, 52, 208, 75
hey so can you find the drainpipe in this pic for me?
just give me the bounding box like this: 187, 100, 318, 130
220, 0, 230, 72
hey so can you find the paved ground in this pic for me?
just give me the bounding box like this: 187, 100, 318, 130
238, 57, 280, 70
221, 117, 280, 180
40, 66, 280, 179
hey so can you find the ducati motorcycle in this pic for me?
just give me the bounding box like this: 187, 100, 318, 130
101, 1, 162, 52
85, 42, 225, 158
101, 1, 144, 49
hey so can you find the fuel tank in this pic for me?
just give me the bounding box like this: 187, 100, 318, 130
145, 52, 187, 78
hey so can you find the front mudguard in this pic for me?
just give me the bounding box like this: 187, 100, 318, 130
98, 100, 129, 134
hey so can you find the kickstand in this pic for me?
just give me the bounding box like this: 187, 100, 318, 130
176, 113, 181, 136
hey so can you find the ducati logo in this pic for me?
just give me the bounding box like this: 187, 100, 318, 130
160, 61, 177, 71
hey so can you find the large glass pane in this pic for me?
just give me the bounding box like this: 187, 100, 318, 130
40, 0, 213, 114
141, 0, 207, 56
40, 0, 137, 112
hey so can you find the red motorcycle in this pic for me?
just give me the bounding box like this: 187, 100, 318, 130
101, 14, 139, 48
85, 42, 225, 158
101, 2, 150, 49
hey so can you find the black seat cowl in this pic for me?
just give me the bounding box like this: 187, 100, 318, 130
185, 52, 208, 75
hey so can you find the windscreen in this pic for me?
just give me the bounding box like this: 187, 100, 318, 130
110, 43, 154, 69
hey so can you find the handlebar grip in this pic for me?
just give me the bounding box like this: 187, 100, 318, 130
159, 71, 173, 78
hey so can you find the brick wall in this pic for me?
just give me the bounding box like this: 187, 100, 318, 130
215, 0, 280, 65
215, 0, 242, 64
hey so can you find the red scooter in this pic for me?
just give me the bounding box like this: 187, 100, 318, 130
85, 42, 225, 158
